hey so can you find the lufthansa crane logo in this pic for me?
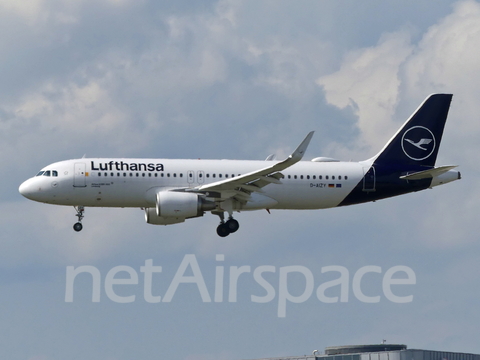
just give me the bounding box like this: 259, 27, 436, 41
401, 126, 436, 161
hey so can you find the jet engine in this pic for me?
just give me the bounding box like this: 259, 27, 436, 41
145, 191, 216, 225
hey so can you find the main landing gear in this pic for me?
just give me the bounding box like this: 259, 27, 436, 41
73, 206, 85, 232
215, 212, 240, 237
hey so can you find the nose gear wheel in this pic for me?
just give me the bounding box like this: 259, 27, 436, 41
73, 206, 85, 232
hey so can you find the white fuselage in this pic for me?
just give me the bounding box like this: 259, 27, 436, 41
19, 158, 366, 210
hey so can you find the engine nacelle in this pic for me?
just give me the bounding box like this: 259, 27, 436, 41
156, 191, 215, 218
145, 208, 185, 225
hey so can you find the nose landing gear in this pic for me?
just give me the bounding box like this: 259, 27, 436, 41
73, 206, 85, 232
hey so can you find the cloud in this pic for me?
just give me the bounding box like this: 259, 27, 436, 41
3, 1, 480, 359
311, 0, 480, 251
5, 0, 477, 270
317, 30, 414, 153
402, 0, 480, 169
316, 0, 480, 165
0, 0, 46, 25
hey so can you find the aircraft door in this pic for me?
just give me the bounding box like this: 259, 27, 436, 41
74, 163, 87, 187
362, 166, 376, 192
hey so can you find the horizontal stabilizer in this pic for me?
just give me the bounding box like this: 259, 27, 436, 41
400, 165, 458, 180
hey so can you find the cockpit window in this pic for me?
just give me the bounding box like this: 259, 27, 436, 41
36, 169, 58, 176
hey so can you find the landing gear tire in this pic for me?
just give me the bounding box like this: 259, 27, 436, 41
226, 219, 239, 233
213, 211, 239, 237
216, 223, 230, 237
73, 206, 85, 232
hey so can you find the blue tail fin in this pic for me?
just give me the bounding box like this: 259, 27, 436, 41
372, 94, 453, 168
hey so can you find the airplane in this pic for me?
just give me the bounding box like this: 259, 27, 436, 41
19, 94, 460, 237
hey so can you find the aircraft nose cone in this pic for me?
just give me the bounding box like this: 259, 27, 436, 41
19, 178, 37, 200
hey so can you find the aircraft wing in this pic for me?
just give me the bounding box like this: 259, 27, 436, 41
188, 132, 314, 201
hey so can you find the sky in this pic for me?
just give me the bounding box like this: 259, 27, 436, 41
2, 0, 480, 359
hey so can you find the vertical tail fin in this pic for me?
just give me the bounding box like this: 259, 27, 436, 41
372, 94, 453, 168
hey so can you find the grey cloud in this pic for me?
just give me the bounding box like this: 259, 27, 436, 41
3, 1, 480, 359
